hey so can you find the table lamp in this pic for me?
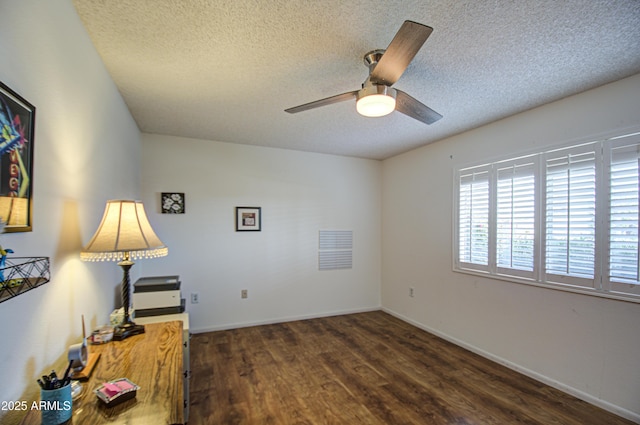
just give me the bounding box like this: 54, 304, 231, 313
81, 200, 168, 340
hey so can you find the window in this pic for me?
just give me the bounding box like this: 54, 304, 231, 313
458, 167, 490, 271
608, 147, 639, 282
454, 132, 640, 302
496, 158, 536, 278
605, 135, 640, 297
543, 144, 598, 288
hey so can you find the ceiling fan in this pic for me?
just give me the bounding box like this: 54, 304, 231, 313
285, 20, 442, 125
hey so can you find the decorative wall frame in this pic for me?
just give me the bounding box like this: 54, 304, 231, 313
162, 192, 185, 214
0, 81, 36, 232
236, 207, 261, 231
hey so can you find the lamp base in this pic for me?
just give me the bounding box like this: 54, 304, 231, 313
113, 322, 145, 341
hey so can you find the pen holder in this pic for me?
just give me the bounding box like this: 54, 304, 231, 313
40, 383, 72, 425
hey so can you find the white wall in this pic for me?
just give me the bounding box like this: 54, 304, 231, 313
0, 1, 141, 423
381, 73, 640, 421
140, 134, 381, 332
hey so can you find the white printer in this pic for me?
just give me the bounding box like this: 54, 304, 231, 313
132, 275, 185, 317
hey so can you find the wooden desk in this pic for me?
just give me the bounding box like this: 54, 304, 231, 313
20, 321, 184, 425
136, 313, 190, 423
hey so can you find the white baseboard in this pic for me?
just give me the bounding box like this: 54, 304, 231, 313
190, 305, 381, 334
382, 307, 640, 424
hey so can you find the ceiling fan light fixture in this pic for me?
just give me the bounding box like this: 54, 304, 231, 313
286, 21, 441, 124
356, 85, 397, 117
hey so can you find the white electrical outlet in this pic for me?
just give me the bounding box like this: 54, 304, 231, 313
241, 289, 248, 299
191, 292, 199, 304
409, 287, 415, 298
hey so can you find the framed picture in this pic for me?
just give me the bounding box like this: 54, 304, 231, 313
236, 207, 261, 231
0, 82, 36, 232
162, 192, 185, 214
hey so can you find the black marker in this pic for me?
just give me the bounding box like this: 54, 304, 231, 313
61, 360, 74, 387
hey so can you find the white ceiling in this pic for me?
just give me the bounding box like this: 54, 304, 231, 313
72, 0, 640, 160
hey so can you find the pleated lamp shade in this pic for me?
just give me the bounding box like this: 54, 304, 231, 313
81, 200, 168, 262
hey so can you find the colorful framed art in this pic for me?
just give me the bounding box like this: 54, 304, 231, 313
0, 82, 35, 232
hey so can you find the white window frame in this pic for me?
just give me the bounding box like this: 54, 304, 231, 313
603, 132, 640, 298
455, 164, 491, 274
494, 155, 539, 281
541, 142, 601, 290
453, 131, 640, 303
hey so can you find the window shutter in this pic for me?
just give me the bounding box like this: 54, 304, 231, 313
609, 152, 639, 282
544, 144, 597, 287
458, 167, 490, 269
496, 159, 536, 276
606, 133, 640, 296
454, 132, 640, 302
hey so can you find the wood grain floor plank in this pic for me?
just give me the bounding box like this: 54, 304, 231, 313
189, 311, 635, 425
268, 321, 382, 424
323, 316, 523, 425
340, 315, 547, 424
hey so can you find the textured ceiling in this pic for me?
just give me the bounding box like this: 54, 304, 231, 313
72, 0, 640, 160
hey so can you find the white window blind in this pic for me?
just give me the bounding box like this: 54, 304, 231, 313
609, 148, 639, 283
544, 145, 597, 287
606, 133, 640, 296
496, 159, 536, 276
454, 131, 640, 303
458, 167, 490, 269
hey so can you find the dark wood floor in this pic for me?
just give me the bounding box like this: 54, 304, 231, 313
189, 311, 634, 425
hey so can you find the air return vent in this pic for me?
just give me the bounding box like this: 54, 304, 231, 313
319, 230, 353, 270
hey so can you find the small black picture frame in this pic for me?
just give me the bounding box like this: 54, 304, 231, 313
236, 207, 261, 231
161, 192, 185, 214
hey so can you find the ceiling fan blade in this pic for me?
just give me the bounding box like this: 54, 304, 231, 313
395, 89, 442, 125
285, 91, 358, 114
370, 20, 433, 86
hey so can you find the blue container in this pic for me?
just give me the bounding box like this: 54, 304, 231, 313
40, 383, 72, 425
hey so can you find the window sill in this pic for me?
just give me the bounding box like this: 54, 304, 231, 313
453, 266, 640, 304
